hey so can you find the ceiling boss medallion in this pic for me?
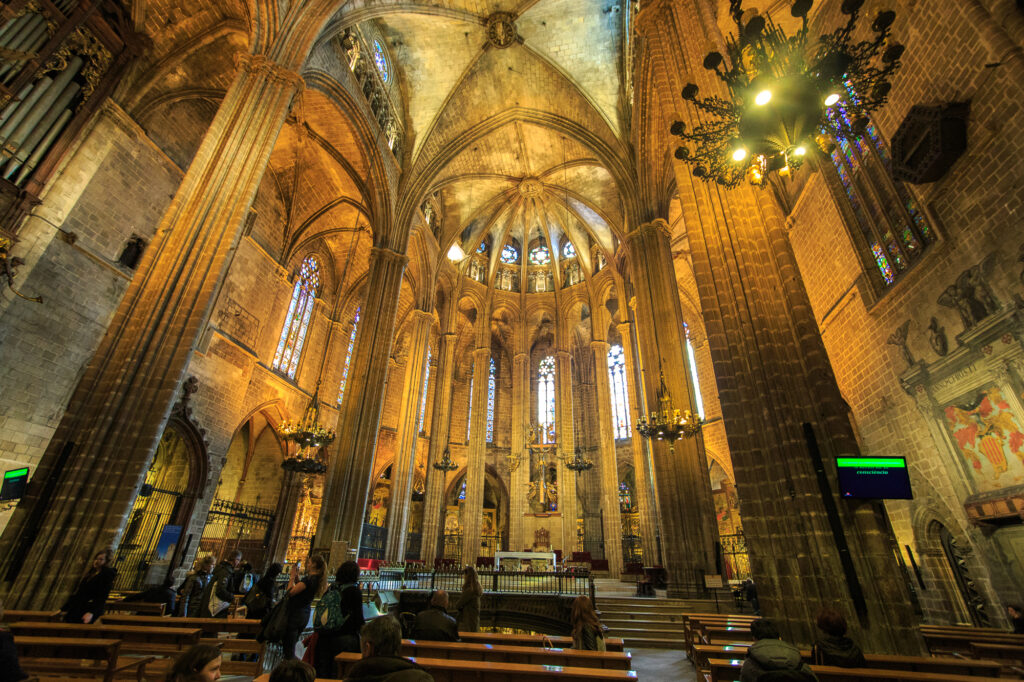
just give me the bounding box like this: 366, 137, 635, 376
486, 12, 518, 49
518, 177, 543, 197
671, 0, 905, 188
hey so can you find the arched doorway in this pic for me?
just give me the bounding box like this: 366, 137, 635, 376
197, 412, 285, 570
927, 521, 989, 626
113, 419, 206, 590
442, 467, 508, 561
359, 464, 392, 560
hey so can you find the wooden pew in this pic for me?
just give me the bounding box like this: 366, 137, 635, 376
971, 641, 1024, 665
2, 609, 62, 622
105, 600, 166, 616
99, 613, 264, 675
690, 644, 1006, 678
335, 652, 639, 681
706, 657, 1010, 682
401, 639, 632, 670
920, 626, 1024, 656
458, 631, 625, 652
9, 621, 202, 654
15, 635, 154, 682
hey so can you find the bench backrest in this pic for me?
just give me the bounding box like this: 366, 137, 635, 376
2, 610, 61, 622
706, 657, 1008, 682
401, 639, 632, 670
457, 631, 625, 652
11, 621, 201, 650
105, 600, 166, 616
336, 651, 638, 680
100, 613, 261, 636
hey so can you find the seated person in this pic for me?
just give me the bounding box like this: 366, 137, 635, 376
254, 659, 315, 682
0, 599, 29, 682
810, 608, 865, 667
740, 619, 817, 682
345, 615, 433, 681
411, 590, 459, 642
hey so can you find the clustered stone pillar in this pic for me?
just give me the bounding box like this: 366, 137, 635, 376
384, 309, 433, 561
591, 338, 624, 577
617, 320, 660, 564
0, 53, 303, 608
554, 350, 579, 554
626, 220, 718, 594
508, 350, 530, 551
461, 346, 492, 564
315, 246, 408, 562
420, 330, 458, 565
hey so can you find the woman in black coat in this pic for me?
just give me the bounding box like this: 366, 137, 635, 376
62, 550, 116, 624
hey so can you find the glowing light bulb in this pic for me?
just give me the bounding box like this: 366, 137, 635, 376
824, 93, 841, 107
794, 146, 806, 156
732, 147, 748, 162
755, 89, 772, 106
447, 243, 466, 261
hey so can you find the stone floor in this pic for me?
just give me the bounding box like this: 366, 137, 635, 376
626, 647, 697, 681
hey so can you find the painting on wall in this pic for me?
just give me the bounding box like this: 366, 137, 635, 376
943, 385, 1024, 492
366, 479, 391, 527
713, 485, 741, 536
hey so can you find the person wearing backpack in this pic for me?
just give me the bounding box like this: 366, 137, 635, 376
312, 560, 365, 678
245, 563, 283, 621
177, 556, 215, 617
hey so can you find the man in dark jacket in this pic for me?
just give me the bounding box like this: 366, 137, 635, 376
0, 599, 29, 682
740, 619, 817, 682
411, 590, 459, 642
201, 550, 242, 618
345, 614, 432, 682
810, 608, 865, 667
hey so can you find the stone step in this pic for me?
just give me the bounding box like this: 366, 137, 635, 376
603, 618, 684, 632
620, 634, 686, 649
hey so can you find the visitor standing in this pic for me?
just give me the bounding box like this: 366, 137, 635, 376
455, 565, 482, 633
177, 555, 215, 617
570, 595, 606, 651
313, 560, 365, 677
244, 562, 282, 621
61, 549, 116, 624
1008, 604, 1024, 634
201, 550, 242, 618
282, 555, 326, 660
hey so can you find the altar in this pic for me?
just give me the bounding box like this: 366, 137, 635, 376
495, 550, 558, 572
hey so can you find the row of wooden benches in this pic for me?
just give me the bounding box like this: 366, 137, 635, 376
5, 610, 637, 681
681, 611, 1024, 682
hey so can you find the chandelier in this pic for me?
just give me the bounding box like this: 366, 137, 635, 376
635, 372, 703, 446
432, 446, 459, 475
563, 446, 594, 475
278, 380, 334, 474
671, 0, 904, 188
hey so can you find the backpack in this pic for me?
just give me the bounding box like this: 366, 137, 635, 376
314, 583, 352, 632
243, 583, 270, 615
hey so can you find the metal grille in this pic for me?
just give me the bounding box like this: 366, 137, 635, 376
405, 532, 422, 560
113, 486, 183, 591
359, 523, 386, 560
720, 531, 751, 581
197, 499, 275, 568
442, 533, 462, 562
478, 533, 502, 558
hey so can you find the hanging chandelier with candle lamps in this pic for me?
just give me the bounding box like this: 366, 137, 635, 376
635, 372, 703, 446
278, 380, 334, 474
671, 0, 905, 188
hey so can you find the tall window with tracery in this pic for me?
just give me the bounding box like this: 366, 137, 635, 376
538, 356, 556, 444
486, 357, 496, 443
824, 97, 935, 289
337, 307, 361, 404
607, 344, 631, 439
686, 335, 705, 420
418, 348, 432, 433
273, 256, 321, 379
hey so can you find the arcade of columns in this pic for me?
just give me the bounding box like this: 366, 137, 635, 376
0, 0, 926, 652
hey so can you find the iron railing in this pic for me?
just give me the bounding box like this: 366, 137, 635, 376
359, 523, 386, 560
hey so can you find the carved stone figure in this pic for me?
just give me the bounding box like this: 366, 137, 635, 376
939, 256, 1001, 331
887, 320, 915, 368
118, 234, 146, 269
927, 316, 948, 356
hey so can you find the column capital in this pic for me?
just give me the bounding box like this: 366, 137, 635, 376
411, 309, 435, 325
555, 349, 571, 359
590, 339, 610, 352
473, 346, 491, 358
626, 218, 672, 244
370, 245, 410, 267
513, 352, 529, 361
234, 52, 304, 91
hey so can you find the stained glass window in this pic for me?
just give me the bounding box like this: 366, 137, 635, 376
607, 344, 631, 439
538, 356, 556, 444
529, 245, 550, 265
562, 241, 576, 259
458, 479, 466, 501
686, 335, 705, 420
619, 481, 633, 512
372, 39, 389, 82
824, 91, 935, 289
500, 244, 519, 264
337, 307, 361, 404
477, 241, 487, 254
418, 347, 432, 433
273, 256, 321, 378
486, 357, 496, 443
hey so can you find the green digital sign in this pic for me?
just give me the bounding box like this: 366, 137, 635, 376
836, 457, 912, 499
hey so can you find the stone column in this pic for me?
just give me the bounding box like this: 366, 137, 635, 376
385, 310, 433, 561
591, 339, 624, 577
626, 220, 718, 593
0, 54, 303, 608
420, 331, 457, 565
461, 346, 492, 564
508, 351, 530, 551
267, 468, 303, 565
315, 246, 407, 558
554, 350, 579, 555
617, 321, 659, 565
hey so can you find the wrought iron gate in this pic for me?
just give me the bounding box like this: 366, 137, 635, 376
113, 485, 183, 591
197, 498, 275, 568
